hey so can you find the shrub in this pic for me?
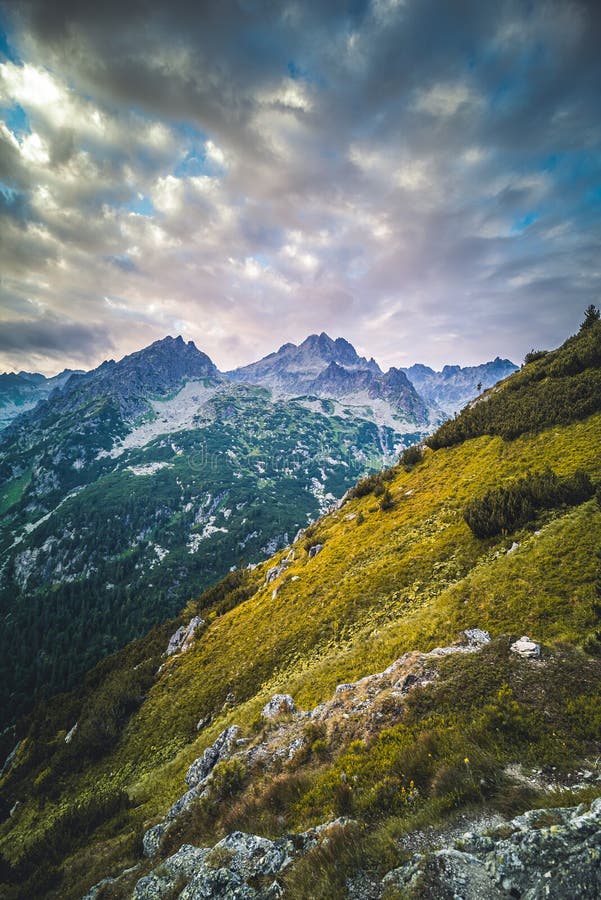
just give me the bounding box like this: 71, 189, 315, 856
399, 445, 423, 469
347, 472, 384, 499
379, 488, 394, 511
524, 349, 548, 365
208, 758, 247, 800
463, 468, 594, 538
427, 321, 601, 449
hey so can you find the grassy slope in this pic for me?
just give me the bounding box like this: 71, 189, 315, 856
1, 328, 601, 897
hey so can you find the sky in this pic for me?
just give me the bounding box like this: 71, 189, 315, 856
0, 0, 600, 376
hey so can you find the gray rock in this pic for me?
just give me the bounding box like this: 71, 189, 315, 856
134, 821, 355, 900
167, 785, 204, 821
166, 616, 204, 657
81, 875, 117, 899
133, 845, 209, 899
383, 799, 601, 899
64, 722, 78, 743
261, 694, 296, 720
185, 726, 241, 788
384, 848, 504, 899
265, 563, 288, 584
510, 635, 541, 659
143, 821, 171, 858
463, 628, 491, 648
307, 543, 323, 558
0, 740, 21, 777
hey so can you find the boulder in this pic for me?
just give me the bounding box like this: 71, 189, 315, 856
64, 722, 78, 744
133, 845, 209, 899
261, 694, 296, 720
133, 821, 355, 900
463, 628, 491, 648
185, 726, 241, 788
308, 543, 323, 558
510, 635, 541, 659
383, 848, 503, 899
265, 563, 288, 584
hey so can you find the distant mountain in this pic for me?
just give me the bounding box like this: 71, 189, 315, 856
227, 332, 434, 431
0, 334, 427, 729
227, 333, 381, 393
0, 333, 517, 729
3, 320, 601, 900
402, 357, 518, 416
0, 368, 80, 431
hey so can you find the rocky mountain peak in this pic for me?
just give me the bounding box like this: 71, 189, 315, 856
403, 357, 518, 416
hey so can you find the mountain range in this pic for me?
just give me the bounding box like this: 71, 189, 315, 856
0, 318, 599, 900
401, 357, 518, 415
0, 369, 81, 431
0, 335, 515, 730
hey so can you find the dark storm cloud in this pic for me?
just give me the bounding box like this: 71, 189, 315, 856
0, 0, 600, 373
0, 313, 114, 360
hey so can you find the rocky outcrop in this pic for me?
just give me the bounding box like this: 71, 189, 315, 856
383, 798, 601, 899
166, 617, 205, 657
185, 726, 241, 788
510, 635, 541, 659
134, 820, 354, 900
0, 740, 21, 778
143, 727, 241, 857
261, 694, 296, 720
64, 722, 78, 744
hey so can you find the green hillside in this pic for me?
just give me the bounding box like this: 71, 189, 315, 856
0, 380, 419, 730
1, 321, 601, 899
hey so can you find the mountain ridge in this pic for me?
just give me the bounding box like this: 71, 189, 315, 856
1, 318, 600, 900
402, 356, 518, 415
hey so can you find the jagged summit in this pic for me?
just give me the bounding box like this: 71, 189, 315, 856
226, 332, 381, 388
223, 332, 434, 424
0, 335, 220, 446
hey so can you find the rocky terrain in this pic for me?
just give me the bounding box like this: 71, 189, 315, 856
226, 333, 435, 429
79, 626, 601, 899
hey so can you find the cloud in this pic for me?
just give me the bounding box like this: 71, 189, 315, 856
0, 311, 114, 370
0, 0, 599, 375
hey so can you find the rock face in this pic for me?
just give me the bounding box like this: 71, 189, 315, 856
510, 635, 541, 658
261, 694, 296, 720
383, 798, 601, 899
225, 332, 432, 427
134, 821, 353, 900
185, 726, 241, 788
166, 617, 205, 657
143, 727, 242, 857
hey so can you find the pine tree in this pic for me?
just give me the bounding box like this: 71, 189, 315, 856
581, 304, 600, 330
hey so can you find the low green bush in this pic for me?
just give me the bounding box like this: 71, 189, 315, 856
463, 468, 594, 538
